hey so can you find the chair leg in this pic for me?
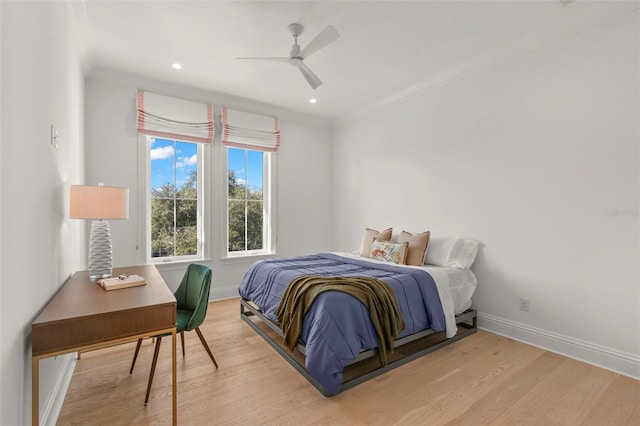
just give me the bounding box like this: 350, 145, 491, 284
194, 327, 218, 368
144, 336, 162, 406
180, 331, 185, 357
129, 339, 143, 374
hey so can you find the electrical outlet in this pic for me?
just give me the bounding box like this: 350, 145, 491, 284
519, 297, 530, 312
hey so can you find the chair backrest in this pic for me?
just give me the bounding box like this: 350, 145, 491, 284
174, 264, 212, 331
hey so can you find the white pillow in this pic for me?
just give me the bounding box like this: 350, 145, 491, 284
425, 238, 479, 269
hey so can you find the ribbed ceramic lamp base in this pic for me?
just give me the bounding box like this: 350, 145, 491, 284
88, 220, 113, 281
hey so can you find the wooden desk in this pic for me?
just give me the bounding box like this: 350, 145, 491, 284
31, 265, 177, 425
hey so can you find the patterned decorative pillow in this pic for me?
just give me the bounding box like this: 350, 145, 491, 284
370, 241, 409, 264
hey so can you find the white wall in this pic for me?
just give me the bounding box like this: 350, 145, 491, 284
0, 2, 85, 425
333, 11, 639, 377
84, 69, 333, 297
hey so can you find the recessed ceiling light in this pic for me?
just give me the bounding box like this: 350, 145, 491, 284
309, 98, 317, 104
172, 63, 182, 70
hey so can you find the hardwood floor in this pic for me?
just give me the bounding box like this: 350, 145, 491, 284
57, 298, 640, 425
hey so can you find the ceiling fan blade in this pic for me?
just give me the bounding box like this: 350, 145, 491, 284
299, 25, 339, 59
235, 57, 290, 62
293, 60, 322, 89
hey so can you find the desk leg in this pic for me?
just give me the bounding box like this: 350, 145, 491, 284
32, 356, 39, 426
172, 329, 177, 426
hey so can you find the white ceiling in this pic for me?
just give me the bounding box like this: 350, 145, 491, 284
67, 1, 638, 121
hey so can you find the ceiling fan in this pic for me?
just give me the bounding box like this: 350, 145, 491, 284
237, 23, 340, 90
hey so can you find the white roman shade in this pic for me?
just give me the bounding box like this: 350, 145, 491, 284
137, 89, 214, 143
221, 107, 280, 152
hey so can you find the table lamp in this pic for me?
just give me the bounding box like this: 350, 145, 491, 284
70, 184, 129, 281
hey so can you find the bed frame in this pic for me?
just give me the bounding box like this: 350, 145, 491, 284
240, 298, 477, 396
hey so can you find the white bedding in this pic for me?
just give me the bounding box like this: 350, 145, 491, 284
334, 252, 477, 338
426, 266, 477, 315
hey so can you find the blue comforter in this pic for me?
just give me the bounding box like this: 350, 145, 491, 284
238, 253, 446, 395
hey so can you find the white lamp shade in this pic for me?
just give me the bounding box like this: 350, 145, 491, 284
70, 185, 129, 220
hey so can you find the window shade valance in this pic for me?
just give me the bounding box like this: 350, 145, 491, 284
137, 89, 214, 143
221, 107, 280, 152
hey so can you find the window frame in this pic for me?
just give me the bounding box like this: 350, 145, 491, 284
224, 146, 276, 258
143, 135, 205, 263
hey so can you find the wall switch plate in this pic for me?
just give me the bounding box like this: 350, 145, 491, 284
519, 297, 530, 312
51, 124, 59, 148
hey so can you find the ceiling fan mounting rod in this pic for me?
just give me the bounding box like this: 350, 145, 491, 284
290, 38, 301, 58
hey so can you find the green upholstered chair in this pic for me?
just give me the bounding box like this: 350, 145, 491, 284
129, 263, 218, 405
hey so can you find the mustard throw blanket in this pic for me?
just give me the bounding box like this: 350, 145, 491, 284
275, 275, 406, 366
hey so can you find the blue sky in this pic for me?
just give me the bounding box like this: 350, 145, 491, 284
150, 138, 197, 190
228, 147, 263, 192
150, 138, 263, 191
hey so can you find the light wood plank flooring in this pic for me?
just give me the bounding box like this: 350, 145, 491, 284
57, 298, 640, 425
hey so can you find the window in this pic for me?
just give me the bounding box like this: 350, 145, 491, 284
226, 147, 274, 256
148, 137, 202, 260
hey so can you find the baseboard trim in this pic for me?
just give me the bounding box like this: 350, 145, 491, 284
41, 353, 77, 426
210, 284, 240, 302
478, 312, 640, 380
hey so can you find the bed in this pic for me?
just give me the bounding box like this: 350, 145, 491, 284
238, 251, 477, 396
